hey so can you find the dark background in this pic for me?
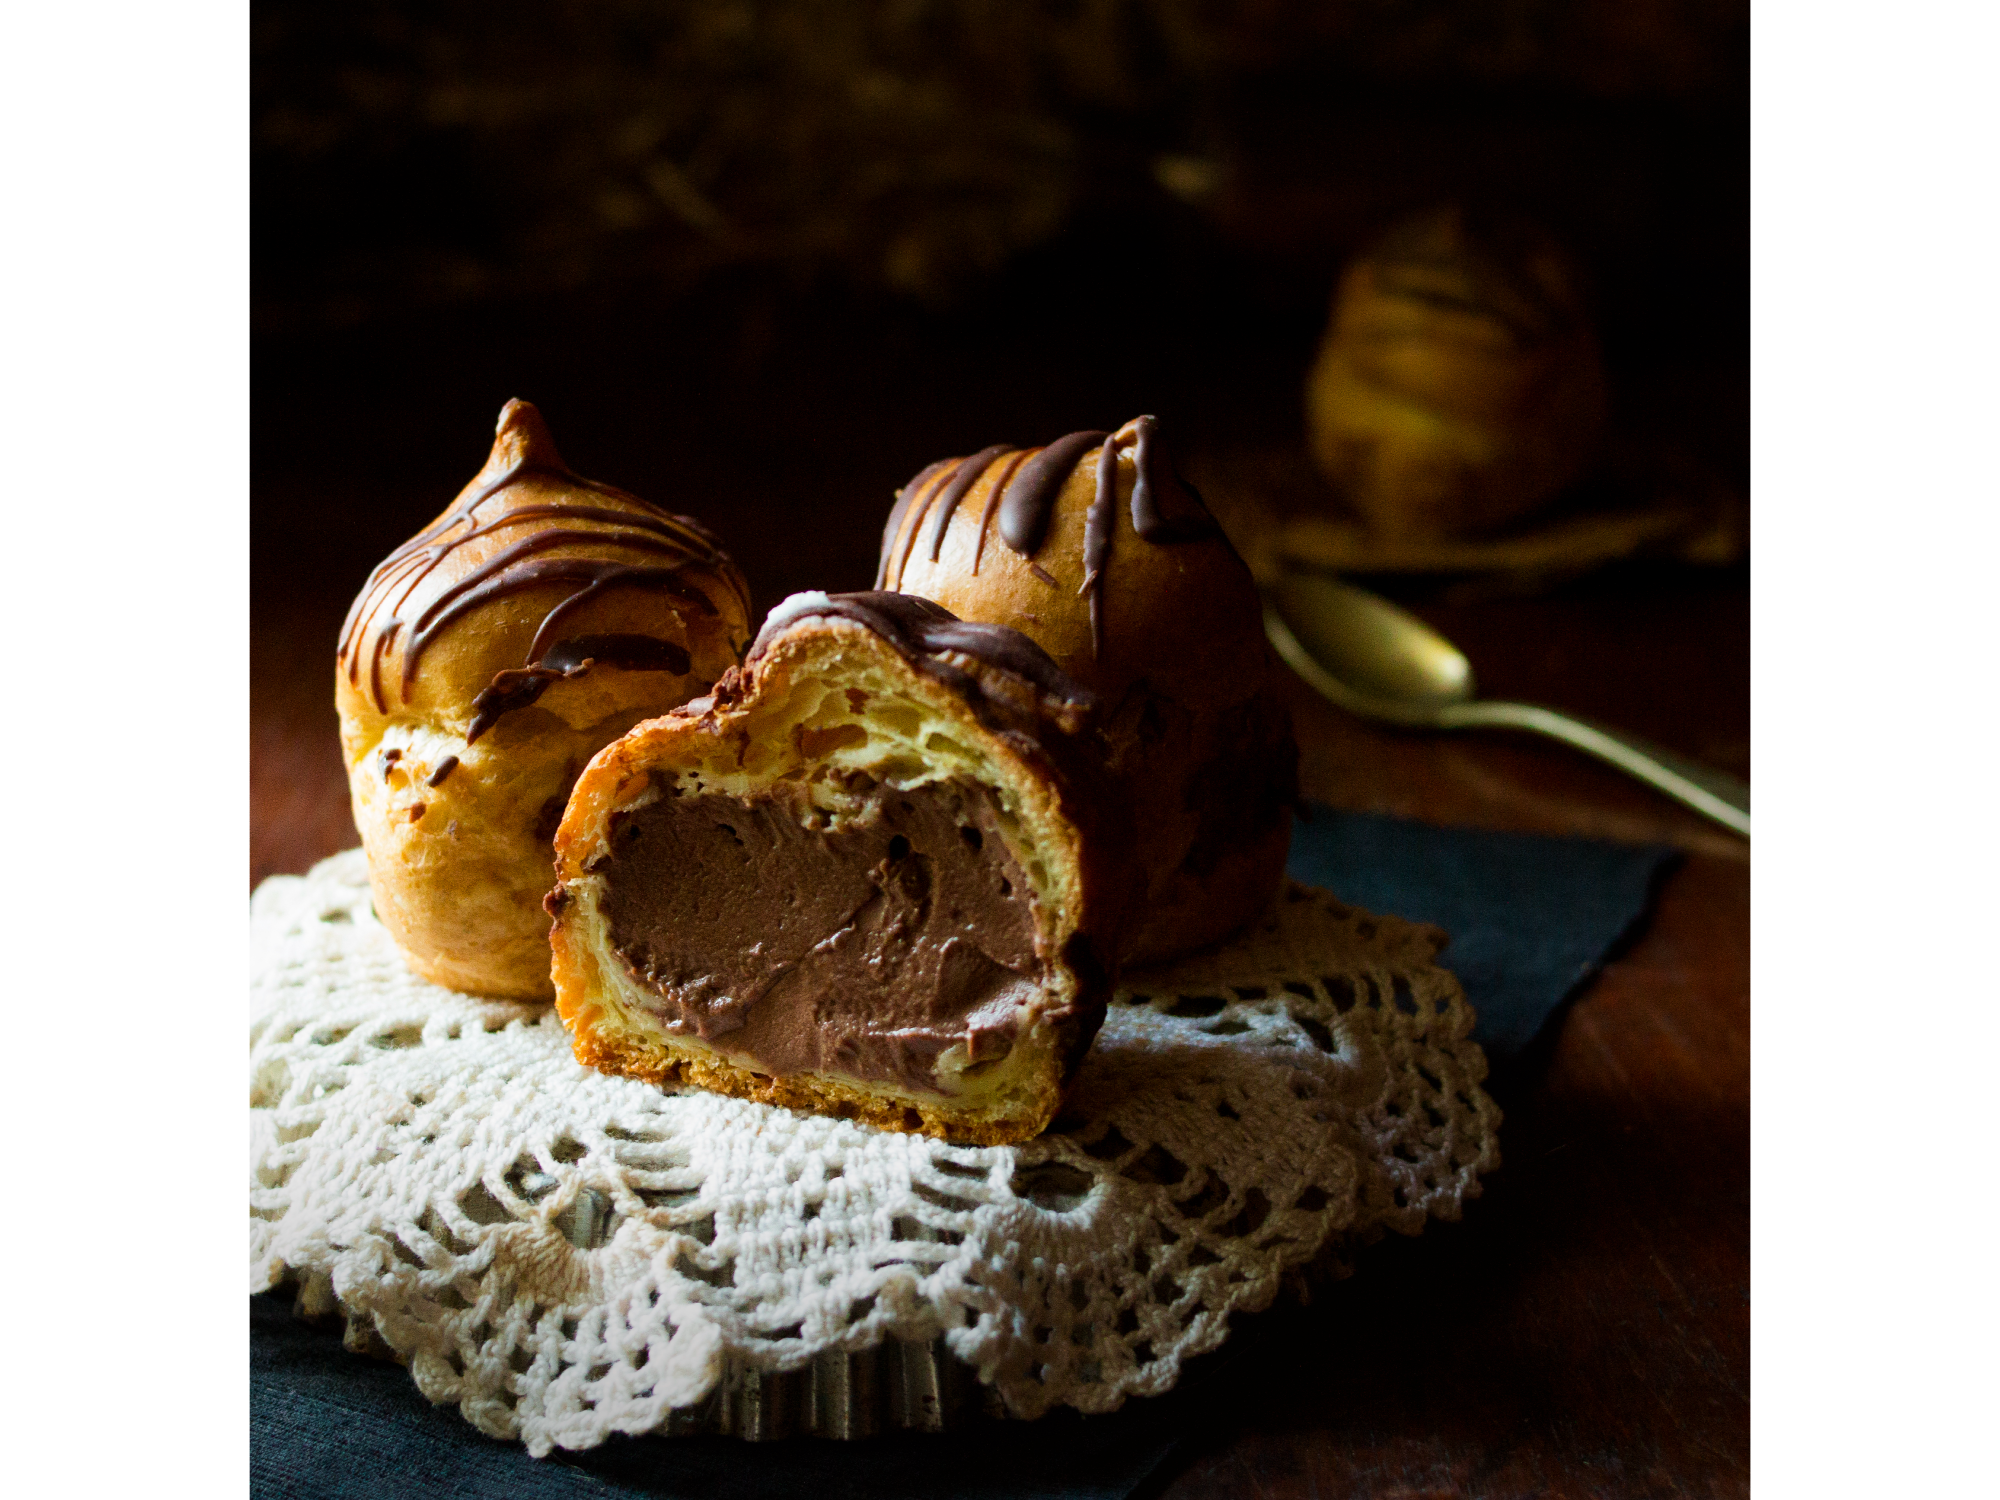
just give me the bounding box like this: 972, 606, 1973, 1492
255, 0, 1746, 623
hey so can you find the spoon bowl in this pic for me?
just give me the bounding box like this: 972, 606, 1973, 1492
1268, 572, 1474, 710
1264, 568, 1750, 838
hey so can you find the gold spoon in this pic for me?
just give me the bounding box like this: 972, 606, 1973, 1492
1264, 569, 1750, 838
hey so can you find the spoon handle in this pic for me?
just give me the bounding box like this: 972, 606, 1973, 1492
1442, 700, 1750, 838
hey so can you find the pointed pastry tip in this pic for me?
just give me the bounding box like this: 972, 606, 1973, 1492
487, 398, 566, 475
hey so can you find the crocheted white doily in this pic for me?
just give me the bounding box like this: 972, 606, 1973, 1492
250, 849, 1500, 1455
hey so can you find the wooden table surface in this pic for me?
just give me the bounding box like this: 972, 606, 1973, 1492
253, 306, 1747, 1498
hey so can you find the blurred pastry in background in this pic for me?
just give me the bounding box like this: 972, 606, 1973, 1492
336, 399, 752, 1000
1304, 205, 1608, 545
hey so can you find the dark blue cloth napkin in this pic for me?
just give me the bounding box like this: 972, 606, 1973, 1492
1284, 806, 1676, 1064
251, 808, 1674, 1499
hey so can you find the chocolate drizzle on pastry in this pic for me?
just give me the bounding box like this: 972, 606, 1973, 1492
921, 444, 1012, 564
465, 632, 696, 744
874, 458, 952, 589
971, 450, 1032, 575
998, 431, 1108, 556
878, 416, 1219, 657
1126, 415, 1219, 544
338, 400, 747, 735
1080, 435, 1121, 652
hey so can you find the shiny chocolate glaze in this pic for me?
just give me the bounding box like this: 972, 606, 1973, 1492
998, 430, 1108, 556
602, 775, 1043, 1094
1127, 414, 1220, 544
971, 449, 1032, 576
919, 444, 1012, 565
338, 400, 747, 737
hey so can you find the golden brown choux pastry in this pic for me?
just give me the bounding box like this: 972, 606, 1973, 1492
880, 416, 1296, 964
1305, 206, 1608, 542
548, 591, 1126, 1143
336, 398, 752, 1000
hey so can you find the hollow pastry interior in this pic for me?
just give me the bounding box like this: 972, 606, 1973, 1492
551, 603, 1111, 1143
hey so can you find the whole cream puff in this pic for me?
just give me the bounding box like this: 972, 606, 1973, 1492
336, 399, 752, 999
880, 416, 1296, 964
1305, 206, 1608, 542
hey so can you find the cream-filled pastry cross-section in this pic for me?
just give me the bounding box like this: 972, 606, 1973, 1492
547, 591, 1134, 1143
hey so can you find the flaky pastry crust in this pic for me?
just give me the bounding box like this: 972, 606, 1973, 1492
548, 593, 1129, 1143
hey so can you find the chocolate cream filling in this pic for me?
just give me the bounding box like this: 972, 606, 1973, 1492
600, 774, 1047, 1094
